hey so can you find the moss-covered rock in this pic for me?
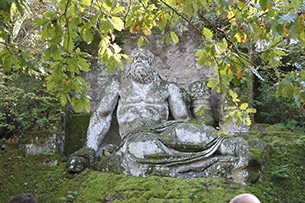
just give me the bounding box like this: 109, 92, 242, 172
68, 147, 96, 173
64, 113, 91, 156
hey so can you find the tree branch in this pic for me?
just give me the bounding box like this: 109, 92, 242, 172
158, 0, 203, 37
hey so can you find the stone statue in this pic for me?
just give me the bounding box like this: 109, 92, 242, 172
68, 48, 254, 183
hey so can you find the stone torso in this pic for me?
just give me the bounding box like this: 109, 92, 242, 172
117, 79, 170, 137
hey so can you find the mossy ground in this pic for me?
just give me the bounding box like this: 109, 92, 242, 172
1, 124, 305, 203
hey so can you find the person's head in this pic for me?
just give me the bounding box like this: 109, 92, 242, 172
8, 194, 38, 203
229, 193, 260, 203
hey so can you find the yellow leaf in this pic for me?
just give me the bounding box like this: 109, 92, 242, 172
229, 111, 236, 117
229, 89, 238, 99
202, 28, 213, 40
246, 108, 257, 114
81, 0, 91, 6
110, 16, 124, 31
240, 103, 248, 110
138, 36, 144, 47
143, 28, 152, 35
234, 32, 247, 43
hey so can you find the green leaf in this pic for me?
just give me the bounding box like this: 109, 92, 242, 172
57, 91, 68, 106
78, 57, 90, 72
63, 35, 75, 52
170, 31, 179, 43
44, 46, 61, 61
4, 56, 12, 71
167, 0, 176, 7
165, 33, 171, 45
82, 28, 94, 44
207, 79, 218, 89
202, 28, 213, 40
50, 61, 60, 70
106, 60, 115, 72
52, 45, 61, 60
110, 16, 124, 31
32, 18, 49, 26
276, 75, 298, 99
68, 57, 78, 73
184, 0, 194, 17
195, 49, 204, 57
112, 7, 125, 14
80, 0, 91, 6
59, 0, 68, 12
198, 54, 207, 66
46, 78, 56, 91
273, 49, 286, 56
196, 49, 207, 66
0, 0, 11, 12
14, 0, 24, 15
71, 95, 90, 112
259, 0, 268, 10
218, 38, 228, 51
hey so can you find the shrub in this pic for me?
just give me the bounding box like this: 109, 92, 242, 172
0, 73, 61, 138
254, 81, 305, 133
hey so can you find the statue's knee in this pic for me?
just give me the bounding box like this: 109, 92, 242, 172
127, 139, 165, 159
219, 137, 249, 156
219, 138, 235, 155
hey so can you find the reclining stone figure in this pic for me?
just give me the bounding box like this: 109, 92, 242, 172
68, 48, 253, 183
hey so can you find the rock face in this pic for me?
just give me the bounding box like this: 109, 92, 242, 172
68, 48, 260, 184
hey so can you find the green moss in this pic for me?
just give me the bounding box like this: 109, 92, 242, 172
73, 171, 248, 203
64, 113, 91, 156
0, 139, 82, 203
244, 124, 305, 202
1, 124, 305, 203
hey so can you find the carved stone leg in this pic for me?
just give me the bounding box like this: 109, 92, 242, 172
219, 137, 251, 183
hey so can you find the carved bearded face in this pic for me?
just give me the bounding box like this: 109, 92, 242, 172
126, 49, 158, 84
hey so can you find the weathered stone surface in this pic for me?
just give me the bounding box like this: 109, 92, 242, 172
68, 147, 96, 173
189, 80, 214, 126
102, 121, 253, 182
85, 30, 210, 112
25, 132, 57, 155
67, 48, 259, 184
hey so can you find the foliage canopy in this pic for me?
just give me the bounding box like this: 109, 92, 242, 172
1, 0, 305, 131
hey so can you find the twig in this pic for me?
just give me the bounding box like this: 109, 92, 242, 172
158, 0, 203, 36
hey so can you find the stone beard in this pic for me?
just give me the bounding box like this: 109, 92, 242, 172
126, 60, 157, 84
